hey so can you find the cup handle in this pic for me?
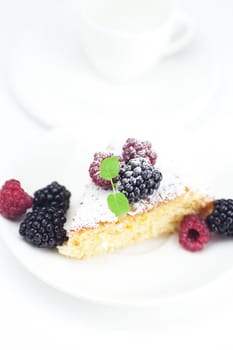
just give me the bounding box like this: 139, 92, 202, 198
163, 11, 194, 57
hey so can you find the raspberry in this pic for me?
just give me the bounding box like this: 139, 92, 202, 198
117, 158, 162, 203
19, 207, 67, 248
0, 179, 33, 219
89, 152, 120, 189
179, 215, 210, 252
122, 138, 157, 165
206, 199, 233, 236
33, 181, 71, 213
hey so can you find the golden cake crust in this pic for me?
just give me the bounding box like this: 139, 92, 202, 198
58, 188, 211, 259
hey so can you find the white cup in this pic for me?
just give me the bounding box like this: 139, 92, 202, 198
79, 0, 194, 82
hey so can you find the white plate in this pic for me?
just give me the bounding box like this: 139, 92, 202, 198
1, 127, 233, 307
7, 2, 219, 129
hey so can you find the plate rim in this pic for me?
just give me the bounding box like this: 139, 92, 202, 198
1, 224, 232, 307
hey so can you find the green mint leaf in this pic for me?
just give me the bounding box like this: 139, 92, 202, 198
100, 156, 120, 181
107, 192, 130, 217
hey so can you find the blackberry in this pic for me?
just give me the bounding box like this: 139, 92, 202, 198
206, 199, 233, 236
33, 181, 71, 213
122, 138, 157, 165
117, 158, 162, 203
19, 207, 67, 248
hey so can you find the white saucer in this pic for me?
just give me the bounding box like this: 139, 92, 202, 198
7, 2, 219, 129
1, 127, 233, 307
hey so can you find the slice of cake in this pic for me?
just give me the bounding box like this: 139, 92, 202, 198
59, 183, 209, 260
58, 138, 210, 259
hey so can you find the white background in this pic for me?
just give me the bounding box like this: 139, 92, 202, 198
0, 0, 233, 349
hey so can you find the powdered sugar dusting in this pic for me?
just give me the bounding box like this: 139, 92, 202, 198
69, 160, 186, 232
70, 184, 117, 230
131, 164, 185, 215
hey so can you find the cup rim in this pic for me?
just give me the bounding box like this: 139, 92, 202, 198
79, 1, 175, 38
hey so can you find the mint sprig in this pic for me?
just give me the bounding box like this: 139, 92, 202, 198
107, 192, 130, 217
100, 156, 120, 181
100, 157, 130, 217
